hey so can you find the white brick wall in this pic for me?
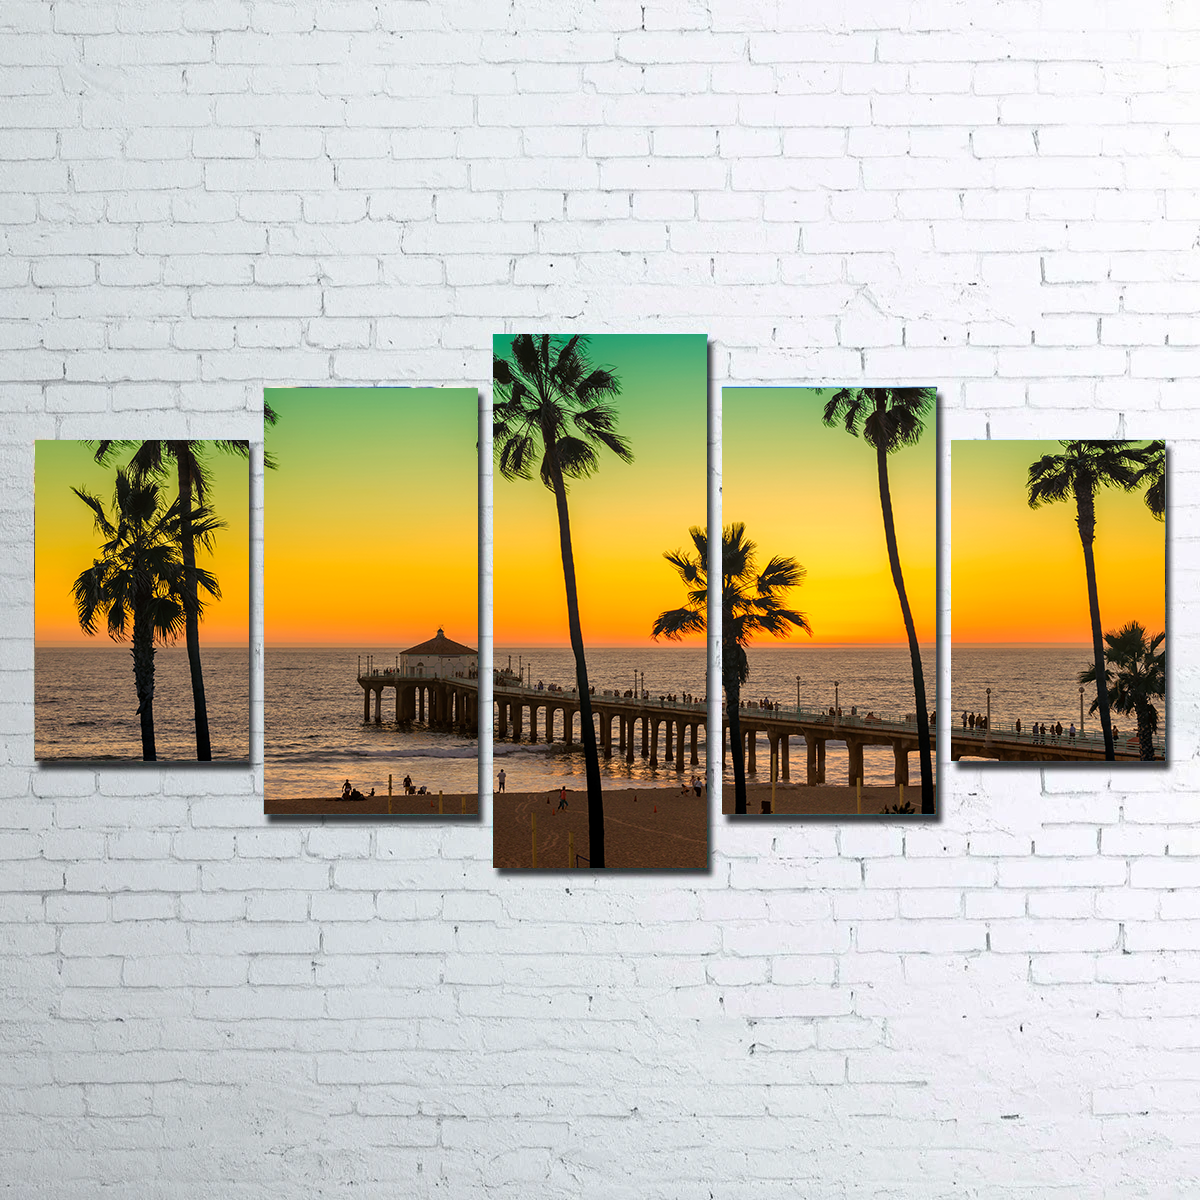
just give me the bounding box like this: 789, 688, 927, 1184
3, 1, 1198, 1193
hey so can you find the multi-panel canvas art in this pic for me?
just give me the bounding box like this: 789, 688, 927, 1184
951, 440, 1166, 764
263, 388, 480, 815
34, 440, 250, 763
491, 333, 710, 868
722, 387, 939, 817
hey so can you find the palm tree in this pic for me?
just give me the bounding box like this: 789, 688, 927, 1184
652, 524, 810, 814
91, 438, 250, 760
822, 387, 936, 813
493, 335, 633, 868
1026, 441, 1145, 761
72, 470, 221, 761
1078, 622, 1165, 761
1137, 439, 1165, 521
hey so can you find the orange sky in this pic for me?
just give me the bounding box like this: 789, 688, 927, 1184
35, 441, 250, 646
266, 387, 477, 646
952, 440, 1165, 643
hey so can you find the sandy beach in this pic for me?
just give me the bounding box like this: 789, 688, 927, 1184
266, 792, 478, 816
722, 781, 932, 816
494, 786, 709, 869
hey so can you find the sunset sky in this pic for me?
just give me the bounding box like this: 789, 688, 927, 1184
723, 386, 937, 645
35, 440, 250, 646
266, 387, 477, 646
952, 440, 1166, 643
493, 333, 707, 646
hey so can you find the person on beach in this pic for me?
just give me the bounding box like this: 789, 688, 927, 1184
498, 768, 506, 793
403, 774, 413, 794
557, 787, 567, 810
341, 779, 352, 800
693, 775, 702, 797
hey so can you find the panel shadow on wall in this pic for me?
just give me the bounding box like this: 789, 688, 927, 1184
263, 387, 480, 816
491, 333, 710, 869
951, 439, 1166, 765
721, 386, 939, 818
34, 439, 251, 764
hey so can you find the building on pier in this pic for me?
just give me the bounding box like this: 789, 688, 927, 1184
400, 628, 478, 680
358, 629, 479, 734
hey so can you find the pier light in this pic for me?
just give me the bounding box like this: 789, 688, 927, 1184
986, 687, 991, 729
796, 675, 800, 711
1079, 686, 1084, 732
834, 680, 840, 712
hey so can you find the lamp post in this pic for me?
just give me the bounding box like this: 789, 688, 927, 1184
834, 680, 840, 713
986, 687, 991, 731
640, 671, 644, 698
1079, 686, 1084, 733
796, 675, 800, 712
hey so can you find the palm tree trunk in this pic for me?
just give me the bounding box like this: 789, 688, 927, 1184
1135, 701, 1154, 761
547, 460, 605, 868
1075, 493, 1115, 760
177, 450, 212, 760
876, 440, 934, 814
724, 663, 747, 814
131, 607, 156, 762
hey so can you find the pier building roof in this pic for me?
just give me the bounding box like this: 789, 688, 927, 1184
401, 628, 476, 657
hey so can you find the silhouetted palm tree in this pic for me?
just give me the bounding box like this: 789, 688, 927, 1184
92, 438, 249, 760
652, 523, 810, 814
822, 387, 936, 813
72, 470, 221, 761
493, 335, 633, 868
1137, 439, 1165, 521
1079, 621, 1165, 761
1027, 441, 1144, 761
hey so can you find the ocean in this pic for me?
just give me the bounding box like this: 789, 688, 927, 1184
950, 643, 1160, 739
265, 643, 939, 797
35, 644, 249, 762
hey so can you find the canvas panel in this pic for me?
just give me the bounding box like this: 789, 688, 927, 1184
34, 439, 251, 764
951, 439, 1167, 765
721, 386, 939, 817
491, 333, 711, 869
264, 387, 480, 815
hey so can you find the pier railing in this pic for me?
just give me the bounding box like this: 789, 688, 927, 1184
953, 716, 1164, 758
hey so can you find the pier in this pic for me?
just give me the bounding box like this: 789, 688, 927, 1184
357, 668, 481, 736
355, 669, 1161, 775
